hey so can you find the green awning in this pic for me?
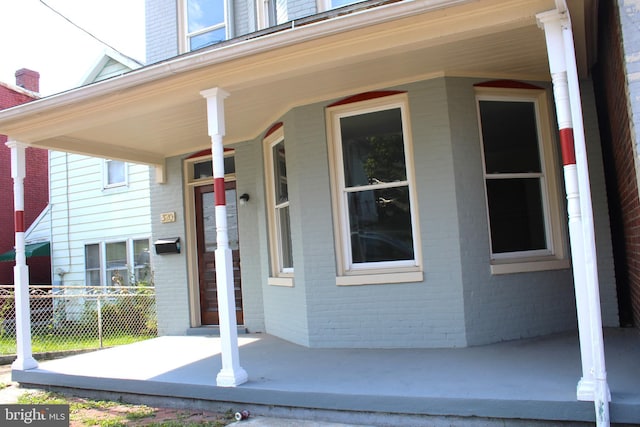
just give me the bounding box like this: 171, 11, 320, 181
0, 242, 50, 262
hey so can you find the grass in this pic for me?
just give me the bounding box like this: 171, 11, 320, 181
15, 390, 234, 426
0, 333, 155, 356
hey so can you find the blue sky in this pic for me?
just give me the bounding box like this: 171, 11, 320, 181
0, 0, 144, 96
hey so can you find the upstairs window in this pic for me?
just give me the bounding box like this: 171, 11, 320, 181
103, 159, 127, 188
476, 87, 568, 274
327, 93, 422, 285
184, 0, 227, 51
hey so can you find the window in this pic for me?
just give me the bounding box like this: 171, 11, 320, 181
327, 93, 422, 285
256, 0, 278, 29
264, 126, 294, 285
184, 0, 227, 51
476, 87, 568, 274
103, 159, 127, 188
84, 239, 151, 287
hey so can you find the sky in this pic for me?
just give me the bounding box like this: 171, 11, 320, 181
0, 0, 145, 96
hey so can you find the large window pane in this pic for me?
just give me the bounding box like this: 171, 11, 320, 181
106, 160, 125, 185
134, 239, 151, 283
85, 244, 101, 286
348, 187, 414, 263
278, 205, 293, 269
273, 141, 288, 203
340, 109, 406, 187
106, 241, 128, 286
479, 101, 541, 174
187, 0, 225, 32
486, 179, 546, 253
190, 27, 226, 50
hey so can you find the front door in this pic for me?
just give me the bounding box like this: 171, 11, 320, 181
195, 183, 243, 325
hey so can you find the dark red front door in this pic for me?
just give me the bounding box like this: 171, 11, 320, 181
195, 183, 243, 325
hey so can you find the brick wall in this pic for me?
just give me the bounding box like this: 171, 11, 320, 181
0, 75, 49, 285
593, 0, 640, 327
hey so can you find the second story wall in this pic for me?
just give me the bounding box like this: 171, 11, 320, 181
145, 0, 332, 64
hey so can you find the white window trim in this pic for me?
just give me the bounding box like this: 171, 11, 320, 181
85, 238, 152, 287
102, 159, 128, 189
256, 0, 270, 30
326, 93, 422, 286
179, 0, 230, 54
263, 127, 294, 287
475, 87, 568, 275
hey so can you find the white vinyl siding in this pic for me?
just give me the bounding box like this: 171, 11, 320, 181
49, 152, 152, 287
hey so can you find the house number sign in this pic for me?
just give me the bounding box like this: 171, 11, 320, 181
160, 212, 176, 223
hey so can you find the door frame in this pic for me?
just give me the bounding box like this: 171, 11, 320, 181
183, 150, 236, 328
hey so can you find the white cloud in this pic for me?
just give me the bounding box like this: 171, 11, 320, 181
0, 0, 144, 96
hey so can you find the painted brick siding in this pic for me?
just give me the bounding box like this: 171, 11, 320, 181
145, 0, 320, 64
149, 156, 191, 335
277, 80, 469, 348
594, 0, 640, 327
0, 83, 48, 285
145, 0, 178, 64
448, 77, 618, 346
234, 140, 266, 334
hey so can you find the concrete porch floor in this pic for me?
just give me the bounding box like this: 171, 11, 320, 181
11, 328, 640, 426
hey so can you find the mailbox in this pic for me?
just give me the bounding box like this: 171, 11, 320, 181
154, 237, 181, 254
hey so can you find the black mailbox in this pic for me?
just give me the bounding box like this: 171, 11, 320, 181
154, 237, 181, 254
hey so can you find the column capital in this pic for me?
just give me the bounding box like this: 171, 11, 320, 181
5, 140, 29, 149
200, 87, 230, 137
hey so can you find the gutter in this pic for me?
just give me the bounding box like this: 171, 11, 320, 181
0, 0, 468, 124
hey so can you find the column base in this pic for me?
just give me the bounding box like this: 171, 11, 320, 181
577, 378, 610, 402
217, 367, 248, 387
12, 356, 38, 371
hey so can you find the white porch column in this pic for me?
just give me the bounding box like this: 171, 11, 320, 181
200, 87, 248, 387
538, 8, 610, 425
6, 141, 38, 371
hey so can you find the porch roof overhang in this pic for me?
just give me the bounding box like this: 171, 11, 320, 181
0, 0, 595, 170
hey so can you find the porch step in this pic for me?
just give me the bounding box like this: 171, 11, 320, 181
186, 326, 247, 336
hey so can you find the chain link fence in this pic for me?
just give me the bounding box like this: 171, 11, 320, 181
0, 284, 157, 357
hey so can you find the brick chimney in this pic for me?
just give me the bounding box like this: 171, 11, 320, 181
15, 68, 40, 93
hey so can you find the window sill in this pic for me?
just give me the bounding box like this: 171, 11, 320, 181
336, 270, 423, 286
268, 276, 294, 287
490, 258, 570, 275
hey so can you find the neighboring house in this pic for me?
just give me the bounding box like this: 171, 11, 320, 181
593, 0, 640, 329
1, 0, 637, 413
46, 49, 150, 290
0, 69, 50, 285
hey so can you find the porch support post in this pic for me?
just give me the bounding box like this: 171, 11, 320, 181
200, 87, 248, 387
6, 141, 38, 371
538, 8, 610, 425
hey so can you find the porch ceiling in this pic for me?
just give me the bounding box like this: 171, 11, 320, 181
0, 0, 592, 167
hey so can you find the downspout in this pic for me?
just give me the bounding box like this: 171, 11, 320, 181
538, 4, 610, 426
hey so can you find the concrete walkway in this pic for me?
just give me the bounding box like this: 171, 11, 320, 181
9, 328, 640, 426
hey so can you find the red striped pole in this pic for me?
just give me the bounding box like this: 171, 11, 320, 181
538, 8, 609, 425
6, 141, 38, 370
200, 87, 247, 387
